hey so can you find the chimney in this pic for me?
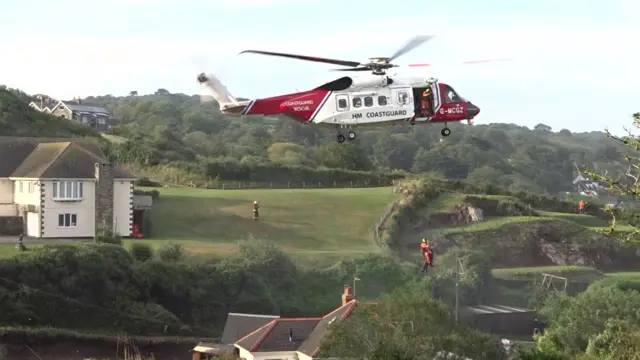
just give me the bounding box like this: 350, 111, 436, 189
341, 285, 354, 306
95, 162, 114, 234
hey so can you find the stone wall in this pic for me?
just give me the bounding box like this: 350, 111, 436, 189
94, 162, 114, 234
0, 216, 23, 235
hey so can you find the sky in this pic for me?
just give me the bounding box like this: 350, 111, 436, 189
0, 0, 638, 133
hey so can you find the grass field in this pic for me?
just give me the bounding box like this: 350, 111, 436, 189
492, 266, 605, 281
139, 186, 397, 265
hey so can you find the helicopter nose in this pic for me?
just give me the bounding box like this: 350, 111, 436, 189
467, 102, 480, 118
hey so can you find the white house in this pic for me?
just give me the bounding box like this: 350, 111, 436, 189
0, 137, 136, 238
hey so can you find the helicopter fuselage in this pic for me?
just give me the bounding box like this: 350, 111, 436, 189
204, 73, 480, 140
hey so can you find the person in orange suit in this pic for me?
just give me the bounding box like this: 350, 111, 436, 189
578, 199, 586, 214
421, 247, 434, 273
421, 87, 433, 117
253, 200, 259, 220
420, 238, 429, 254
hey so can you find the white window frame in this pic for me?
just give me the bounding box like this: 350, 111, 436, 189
18, 182, 23, 193
58, 213, 77, 228
52, 181, 83, 201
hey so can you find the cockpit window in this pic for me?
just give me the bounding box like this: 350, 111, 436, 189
441, 85, 462, 104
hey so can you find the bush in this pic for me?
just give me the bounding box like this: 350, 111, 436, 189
94, 228, 123, 245
130, 243, 154, 261
134, 176, 162, 187
133, 189, 160, 200
158, 242, 184, 262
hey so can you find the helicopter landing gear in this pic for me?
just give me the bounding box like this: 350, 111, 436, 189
441, 127, 451, 137
336, 126, 356, 143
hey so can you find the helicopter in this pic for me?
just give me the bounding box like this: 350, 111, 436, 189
198, 35, 497, 143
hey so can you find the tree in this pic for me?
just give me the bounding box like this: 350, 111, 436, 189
584, 112, 640, 242
316, 142, 371, 171
129, 91, 138, 96
584, 319, 640, 360
536, 279, 640, 356
154, 88, 170, 95
320, 281, 507, 360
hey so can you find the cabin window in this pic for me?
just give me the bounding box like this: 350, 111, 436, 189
378, 96, 387, 106
441, 85, 462, 104
397, 91, 409, 105
364, 96, 373, 107
336, 94, 350, 111
352, 97, 362, 108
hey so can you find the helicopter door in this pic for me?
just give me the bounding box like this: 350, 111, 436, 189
430, 82, 441, 115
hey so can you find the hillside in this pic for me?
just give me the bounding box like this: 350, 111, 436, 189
0, 87, 632, 195
81, 91, 630, 195
0, 89, 98, 138
383, 179, 640, 271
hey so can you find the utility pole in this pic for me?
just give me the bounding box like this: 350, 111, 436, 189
455, 257, 459, 325
353, 275, 360, 297
454, 256, 465, 325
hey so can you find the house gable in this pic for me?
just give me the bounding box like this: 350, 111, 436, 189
297, 300, 357, 358
221, 312, 280, 344
0, 137, 134, 179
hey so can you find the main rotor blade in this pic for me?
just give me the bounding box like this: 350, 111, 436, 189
408, 58, 513, 67
330, 67, 373, 71
388, 35, 434, 62
239, 50, 361, 68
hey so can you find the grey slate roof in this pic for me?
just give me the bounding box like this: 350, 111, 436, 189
236, 318, 321, 353
298, 300, 357, 357
232, 300, 358, 355
0, 137, 133, 179
463, 304, 534, 315
221, 312, 279, 344
62, 102, 110, 115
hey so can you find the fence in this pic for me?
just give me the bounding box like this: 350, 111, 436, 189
178, 179, 398, 190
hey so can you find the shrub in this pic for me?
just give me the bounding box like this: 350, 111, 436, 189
130, 243, 154, 261
94, 227, 123, 245
158, 242, 184, 262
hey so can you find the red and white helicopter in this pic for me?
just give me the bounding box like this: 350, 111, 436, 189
198, 35, 500, 143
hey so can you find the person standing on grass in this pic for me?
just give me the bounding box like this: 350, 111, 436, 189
578, 199, 586, 214
253, 201, 259, 220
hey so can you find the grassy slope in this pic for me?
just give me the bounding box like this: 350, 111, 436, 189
141, 186, 396, 266
417, 193, 638, 279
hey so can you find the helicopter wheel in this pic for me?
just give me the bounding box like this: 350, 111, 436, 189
347, 131, 356, 140
441, 127, 451, 137
337, 134, 346, 143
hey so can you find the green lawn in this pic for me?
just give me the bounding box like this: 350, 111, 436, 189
604, 271, 640, 279
141, 186, 397, 265
492, 265, 604, 281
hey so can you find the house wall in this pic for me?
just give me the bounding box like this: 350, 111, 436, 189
0, 179, 13, 203
51, 105, 72, 119
42, 180, 96, 238
296, 352, 313, 360
0, 204, 17, 216
14, 180, 41, 206
113, 180, 134, 236
251, 350, 298, 360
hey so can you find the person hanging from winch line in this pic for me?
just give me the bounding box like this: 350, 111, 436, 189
420, 238, 429, 254
253, 200, 259, 220
421, 246, 434, 273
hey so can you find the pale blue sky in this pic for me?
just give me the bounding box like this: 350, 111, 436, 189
1, 0, 638, 133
